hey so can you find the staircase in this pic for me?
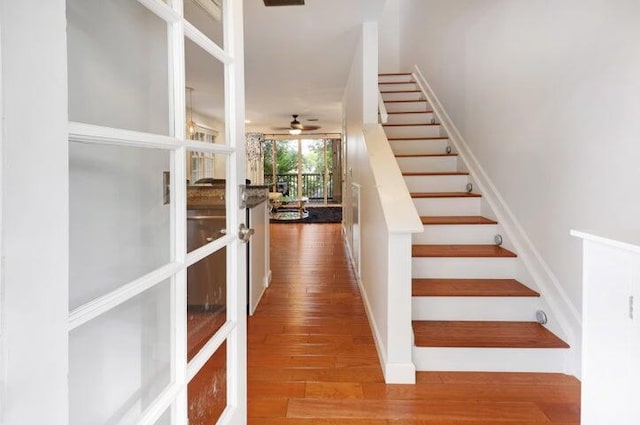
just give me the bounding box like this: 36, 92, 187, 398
378, 73, 569, 372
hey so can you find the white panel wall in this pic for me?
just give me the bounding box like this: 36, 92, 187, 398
398, 0, 640, 375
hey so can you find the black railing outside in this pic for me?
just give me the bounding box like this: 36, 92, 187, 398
264, 173, 334, 200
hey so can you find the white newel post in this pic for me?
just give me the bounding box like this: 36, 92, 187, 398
386, 233, 417, 383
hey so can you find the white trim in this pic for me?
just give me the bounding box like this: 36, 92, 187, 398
571, 229, 640, 255
69, 122, 235, 154
0, 11, 4, 422
69, 122, 182, 150
362, 124, 422, 234
135, 381, 182, 425
378, 91, 388, 124
137, 0, 181, 23
68, 262, 182, 331
184, 21, 231, 65
185, 234, 234, 267
355, 261, 415, 384
186, 320, 235, 381
186, 139, 234, 154
413, 64, 581, 374
169, 8, 188, 422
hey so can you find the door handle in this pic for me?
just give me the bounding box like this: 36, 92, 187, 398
238, 223, 254, 243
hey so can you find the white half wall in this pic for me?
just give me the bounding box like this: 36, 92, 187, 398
343, 22, 420, 383
398, 0, 640, 376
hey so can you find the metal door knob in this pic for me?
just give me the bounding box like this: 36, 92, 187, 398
238, 223, 254, 243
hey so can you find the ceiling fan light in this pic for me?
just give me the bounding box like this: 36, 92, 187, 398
289, 128, 302, 135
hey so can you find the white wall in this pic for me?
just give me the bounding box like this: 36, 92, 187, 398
1, 1, 69, 424
378, 0, 400, 73
343, 23, 391, 376
398, 0, 640, 332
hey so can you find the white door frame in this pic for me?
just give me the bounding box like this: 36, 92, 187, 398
0, 0, 247, 423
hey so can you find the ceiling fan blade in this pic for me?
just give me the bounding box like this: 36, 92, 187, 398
301, 125, 321, 131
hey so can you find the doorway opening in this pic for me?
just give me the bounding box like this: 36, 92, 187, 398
263, 137, 342, 206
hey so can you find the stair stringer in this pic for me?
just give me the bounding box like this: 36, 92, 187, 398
412, 65, 581, 376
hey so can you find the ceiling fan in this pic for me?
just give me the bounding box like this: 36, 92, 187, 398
273, 114, 321, 135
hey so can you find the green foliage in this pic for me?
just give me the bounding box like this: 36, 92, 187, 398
263, 140, 297, 175
263, 139, 337, 198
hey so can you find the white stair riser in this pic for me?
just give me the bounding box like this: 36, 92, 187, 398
384, 125, 442, 139
412, 257, 518, 279
413, 224, 497, 244
412, 347, 567, 373
378, 75, 413, 84
396, 156, 458, 173
381, 91, 423, 102
379, 82, 417, 91
391, 140, 449, 155
412, 197, 481, 216
412, 297, 540, 321
386, 112, 435, 125
385, 101, 430, 113
404, 175, 469, 192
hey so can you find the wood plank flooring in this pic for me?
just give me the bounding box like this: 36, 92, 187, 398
248, 223, 580, 424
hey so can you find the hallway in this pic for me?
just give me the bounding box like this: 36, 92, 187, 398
247, 223, 580, 424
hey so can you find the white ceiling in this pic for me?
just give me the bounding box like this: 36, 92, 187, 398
243, 0, 385, 134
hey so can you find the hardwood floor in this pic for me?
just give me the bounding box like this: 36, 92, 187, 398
247, 223, 580, 424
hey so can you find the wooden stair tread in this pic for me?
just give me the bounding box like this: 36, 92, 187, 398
412, 244, 516, 258
387, 110, 434, 114
384, 100, 428, 103
412, 321, 569, 348
383, 123, 439, 127
420, 215, 496, 224
405, 172, 469, 177
389, 137, 448, 141
378, 81, 415, 84
411, 192, 481, 198
380, 90, 421, 93
412, 278, 540, 297
396, 153, 457, 158
379, 72, 412, 76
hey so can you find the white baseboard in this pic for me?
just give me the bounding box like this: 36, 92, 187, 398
355, 271, 415, 384
412, 64, 581, 377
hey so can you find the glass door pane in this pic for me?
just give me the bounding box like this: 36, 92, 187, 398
67, 0, 170, 135
301, 139, 327, 204
185, 37, 226, 144
262, 139, 275, 190
188, 342, 227, 424
69, 142, 172, 310
69, 280, 172, 425
186, 248, 227, 361
184, 0, 224, 48
275, 140, 298, 197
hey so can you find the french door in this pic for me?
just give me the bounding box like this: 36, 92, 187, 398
66, 1, 247, 424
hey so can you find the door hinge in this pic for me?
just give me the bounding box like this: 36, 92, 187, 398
630, 296, 634, 320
